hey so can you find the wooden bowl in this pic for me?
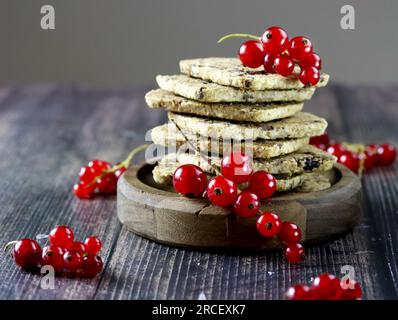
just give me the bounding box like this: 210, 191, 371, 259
117, 163, 361, 251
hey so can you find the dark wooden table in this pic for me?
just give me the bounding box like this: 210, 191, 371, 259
0, 84, 397, 300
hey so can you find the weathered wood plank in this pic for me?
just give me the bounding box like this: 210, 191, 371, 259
0, 85, 164, 299
0, 84, 396, 300
117, 163, 361, 249
96, 85, 388, 300
331, 84, 398, 298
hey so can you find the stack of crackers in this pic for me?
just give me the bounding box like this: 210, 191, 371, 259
145, 57, 336, 193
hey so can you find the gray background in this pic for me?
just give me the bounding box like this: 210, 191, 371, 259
0, 0, 397, 87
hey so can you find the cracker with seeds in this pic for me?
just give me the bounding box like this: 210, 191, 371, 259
168, 145, 336, 176
152, 158, 330, 193
168, 112, 327, 140
150, 124, 310, 158
157, 75, 316, 103
180, 57, 329, 90
145, 89, 303, 122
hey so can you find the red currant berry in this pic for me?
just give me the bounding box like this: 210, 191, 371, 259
207, 176, 238, 207
364, 151, 377, 171
309, 132, 329, 147
84, 236, 102, 255
338, 152, 359, 173
69, 241, 86, 255
82, 255, 103, 278
366, 144, 378, 153
115, 165, 127, 180
221, 152, 253, 184
233, 191, 260, 218
261, 26, 289, 55
377, 143, 396, 166
13, 239, 42, 270
41, 245, 64, 272
263, 53, 276, 73
79, 166, 97, 184
299, 65, 320, 86
238, 41, 265, 68
301, 52, 322, 70
339, 280, 362, 300
256, 212, 281, 237
173, 164, 207, 197
63, 250, 83, 273
48, 226, 74, 249
73, 182, 95, 199
288, 36, 313, 61
311, 273, 339, 299
327, 277, 344, 300
285, 243, 305, 263
278, 222, 302, 243
366, 144, 380, 165
286, 284, 310, 300
97, 172, 117, 194
301, 288, 320, 300
248, 171, 276, 200
88, 159, 111, 173
49, 226, 74, 249
331, 284, 347, 300
358, 151, 376, 172
327, 143, 346, 158
274, 54, 295, 77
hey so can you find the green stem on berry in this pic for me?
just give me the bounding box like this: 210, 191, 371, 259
120, 144, 150, 169
217, 33, 261, 44
87, 144, 150, 188
4, 240, 17, 252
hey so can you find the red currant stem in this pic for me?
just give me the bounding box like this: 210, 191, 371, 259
4, 240, 18, 252
120, 143, 150, 169
217, 33, 261, 44
237, 182, 248, 191
358, 158, 365, 178
169, 119, 221, 176
87, 144, 150, 188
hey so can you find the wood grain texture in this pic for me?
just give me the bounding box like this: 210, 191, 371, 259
117, 163, 361, 249
0, 84, 396, 299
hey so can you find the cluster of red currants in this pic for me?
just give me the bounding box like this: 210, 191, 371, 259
73, 144, 148, 199
286, 273, 362, 300
74, 159, 126, 199
172, 152, 305, 263
7, 226, 103, 278
219, 26, 322, 85
310, 132, 396, 174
